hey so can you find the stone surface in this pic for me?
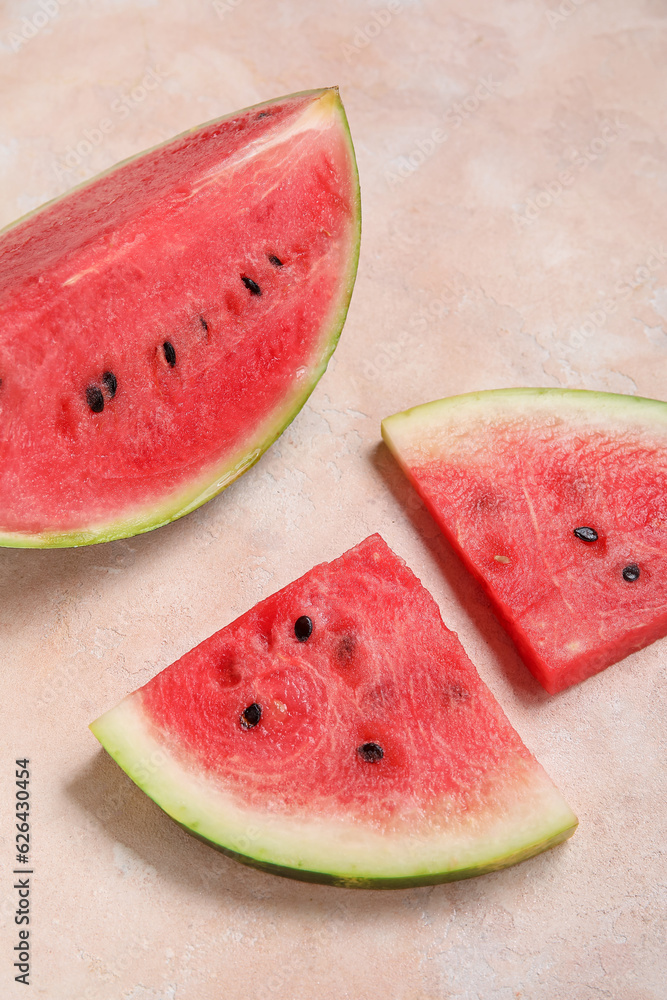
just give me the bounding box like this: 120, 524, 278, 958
1, 1, 666, 997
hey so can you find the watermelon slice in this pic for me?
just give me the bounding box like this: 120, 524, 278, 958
382, 388, 667, 694
0, 88, 360, 547
90, 534, 577, 888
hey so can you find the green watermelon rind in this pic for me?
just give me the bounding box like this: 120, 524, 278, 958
181, 821, 576, 889
90, 694, 578, 889
0, 88, 361, 548
382, 387, 667, 694
381, 387, 667, 455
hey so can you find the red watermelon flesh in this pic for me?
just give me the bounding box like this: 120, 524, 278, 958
382, 388, 667, 694
90, 534, 577, 888
0, 88, 360, 547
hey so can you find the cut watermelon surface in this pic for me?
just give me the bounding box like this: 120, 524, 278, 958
90, 535, 577, 888
0, 88, 360, 547
382, 388, 667, 694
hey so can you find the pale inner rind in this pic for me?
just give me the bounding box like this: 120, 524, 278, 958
0, 90, 360, 549
382, 388, 667, 467
191, 88, 341, 195
91, 696, 577, 880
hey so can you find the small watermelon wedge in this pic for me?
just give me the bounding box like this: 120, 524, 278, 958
0, 88, 360, 547
382, 388, 667, 694
90, 535, 577, 888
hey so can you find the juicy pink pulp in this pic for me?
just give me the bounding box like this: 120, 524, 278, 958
0, 90, 357, 535
408, 422, 667, 694
139, 535, 534, 826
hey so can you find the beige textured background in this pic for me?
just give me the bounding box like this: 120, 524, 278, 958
1, 1, 666, 997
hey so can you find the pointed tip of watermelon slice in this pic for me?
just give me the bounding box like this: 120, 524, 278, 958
0, 87, 360, 548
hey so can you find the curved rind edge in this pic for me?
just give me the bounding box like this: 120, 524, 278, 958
0, 87, 338, 240
0, 88, 361, 549
180, 819, 577, 889
90, 694, 578, 889
382, 386, 667, 444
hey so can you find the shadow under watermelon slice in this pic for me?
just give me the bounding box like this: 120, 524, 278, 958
0, 87, 360, 547
90, 534, 577, 888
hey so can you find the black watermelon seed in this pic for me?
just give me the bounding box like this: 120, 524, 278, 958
102, 371, 117, 399
268, 254, 283, 267
294, 616, 313, 642
199, 315, 209, 334
574, 526, 598, 543
241, 275, 261, 295
163, 341, 176, 367
86, 385, 104, 413
240, 702, 262, 729
622, 563, 640, 582
357, 742, 384, 763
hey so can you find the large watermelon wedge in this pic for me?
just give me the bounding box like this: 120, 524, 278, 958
0, 88, 360, 547
382, 388, 667, 694
90, 535, 577, 888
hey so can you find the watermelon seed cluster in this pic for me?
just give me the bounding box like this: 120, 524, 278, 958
239, 615, 388, 764
85, 255, 287, 415
238, 692, 386, 765
237, 615, 386, 765
573, 526, 640, 581
87, 284, 279, 417
85, 370, 117, 413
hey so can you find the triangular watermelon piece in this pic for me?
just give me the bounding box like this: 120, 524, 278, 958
90, 534, 576, 888
382, 388, 667, 694
0, 88, 360, 547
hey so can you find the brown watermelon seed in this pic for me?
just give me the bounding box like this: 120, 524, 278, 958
86, 385, 104, 413
336, 635, 356, 664
357, 742, 384, 763
240, 703, 262, 729
268, 254, 283, 267
294, 616, 313, 641
622, 564, 640, 582
163, 341, 176, 367
199, 315, 208, 334
448, 683, 469, 701
241, 275, 261, 295
574, 526, 598, 542
102, 371, 117, 399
